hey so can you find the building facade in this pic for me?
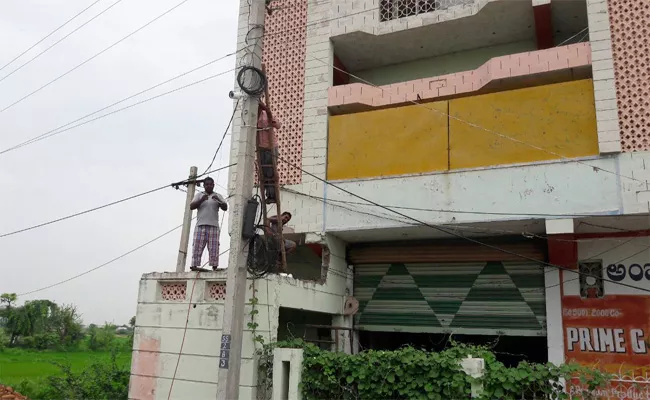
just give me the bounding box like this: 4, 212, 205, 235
128, 0, 650, 398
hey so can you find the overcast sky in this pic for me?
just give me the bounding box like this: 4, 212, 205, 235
0, 0, 238, 325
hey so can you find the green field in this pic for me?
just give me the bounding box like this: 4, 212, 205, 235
0, 349, 131, 395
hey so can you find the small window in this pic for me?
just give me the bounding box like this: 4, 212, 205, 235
579, 261, 604, 299
380, 0, 439, 22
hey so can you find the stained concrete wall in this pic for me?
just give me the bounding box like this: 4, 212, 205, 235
351, 40, 536, 86
129, 233, 349, 400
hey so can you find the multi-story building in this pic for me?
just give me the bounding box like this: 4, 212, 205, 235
128, 0, 650, 398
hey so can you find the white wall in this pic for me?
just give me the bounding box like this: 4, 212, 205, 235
129, 239, 349, 400
323, 158, 623, 231
544, 267, 564, 365
276, 151, 650, 236
587, 0, 622, 153
564, 236, 650, 297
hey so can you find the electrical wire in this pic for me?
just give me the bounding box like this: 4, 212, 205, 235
0, 163, 234, 239
0, 0, 192, 115
0, 68, 237, 156
201, 98, 240, 176
283, 188, 650, 295
16, 221, 185, 297
0, 49, 243, 155
167, 270, 200, 400
283, 187, 644, 220
272, 153, 650, 294
282, 187, 649, 249
0, 0, 103, 74
13, 181, 234, 298
0, 6, 408, 156
0, 0, 125, 84
236, 66, 267, 97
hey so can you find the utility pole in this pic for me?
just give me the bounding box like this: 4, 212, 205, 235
176, 166, 197, 272
216, 0, 265, 398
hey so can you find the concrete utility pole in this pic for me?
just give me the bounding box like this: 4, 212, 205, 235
176, 166, 198, 272
216, 0, 265, 398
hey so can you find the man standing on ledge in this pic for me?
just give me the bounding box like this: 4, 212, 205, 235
189, 177, 227, 271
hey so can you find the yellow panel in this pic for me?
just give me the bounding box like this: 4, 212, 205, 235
449, 79, 599, 170
327, 102, 449, 180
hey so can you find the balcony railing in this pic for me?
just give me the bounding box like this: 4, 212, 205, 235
379, 0, 475, 22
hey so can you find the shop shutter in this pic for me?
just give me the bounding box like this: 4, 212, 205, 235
352, 239, 547, 336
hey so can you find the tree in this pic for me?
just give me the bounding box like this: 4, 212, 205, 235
87, 324, 115, 351
0, 293, 17, 308
50, 304, 83, 347
0, 293, 18, 330
129, 316, 136, 329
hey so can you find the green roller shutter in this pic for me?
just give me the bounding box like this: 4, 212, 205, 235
354, 261, 546, 336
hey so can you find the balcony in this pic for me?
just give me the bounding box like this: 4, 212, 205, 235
331, 0, 588, 73
326, 44, 597, 180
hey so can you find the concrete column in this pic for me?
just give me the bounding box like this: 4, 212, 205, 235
587, 0, 622, 153
272, 348, 304, 400
544, 218, 576, 366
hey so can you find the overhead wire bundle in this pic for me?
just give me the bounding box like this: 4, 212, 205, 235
236, 66, 267, 97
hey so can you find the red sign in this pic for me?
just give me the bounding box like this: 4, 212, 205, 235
563, 295, 650, 399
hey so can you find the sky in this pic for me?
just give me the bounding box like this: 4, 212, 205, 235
0, 0, 239, 325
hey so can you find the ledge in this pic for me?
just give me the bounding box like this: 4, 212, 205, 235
329, 43, 592, 114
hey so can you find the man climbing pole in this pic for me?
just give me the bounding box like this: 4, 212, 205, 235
257, 100, 281, 204
189, 177, 227, 271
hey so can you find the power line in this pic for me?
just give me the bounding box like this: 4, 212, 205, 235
16, 221, 184, 297
201, 98, 240, 176
0, 50, 242, 155
0, 0, 125, 84
12, 170, 235, 298
289, 190, 650, 295
0, 163, 234, 239
0, 5, 393, 156
0, 0, 103, 74
282, 187, 648, 247
284, 187, 640, 220
0, 0, 192, 115
0, 68, 237, 156
273, 153, 650, 294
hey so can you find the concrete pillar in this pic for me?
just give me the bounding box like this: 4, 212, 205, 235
544, 218, 576, 366
272, 348, 304, 400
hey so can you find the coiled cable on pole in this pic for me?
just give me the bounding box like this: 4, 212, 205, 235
236, 65, 267, 97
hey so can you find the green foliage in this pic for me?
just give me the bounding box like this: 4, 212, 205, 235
256, 340, 611, 400
87, 324, 116, 351
0, 293, 17, 308
23, 332, 60, 350
0, 295, 84, 350
8, 350, 130, 400
0, 328, 8, 351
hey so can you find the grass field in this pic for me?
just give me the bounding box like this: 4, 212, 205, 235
0, 349, 132, 387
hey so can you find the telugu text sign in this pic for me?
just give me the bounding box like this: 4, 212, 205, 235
563, 295, 650, 399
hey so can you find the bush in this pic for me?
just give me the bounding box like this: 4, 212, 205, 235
257, 340, 611, 400
24, 351, 130, 400
87, 325, 115, 351
0, 329, 8, 351
33, 332, 60, 350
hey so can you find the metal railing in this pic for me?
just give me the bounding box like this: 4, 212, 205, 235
379, 0, 475, 22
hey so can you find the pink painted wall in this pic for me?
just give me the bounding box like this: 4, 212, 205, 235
129, 337, 160, 400
608, 0, 650, 152
328, 43, 592, 110
262, 0, 307, 185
